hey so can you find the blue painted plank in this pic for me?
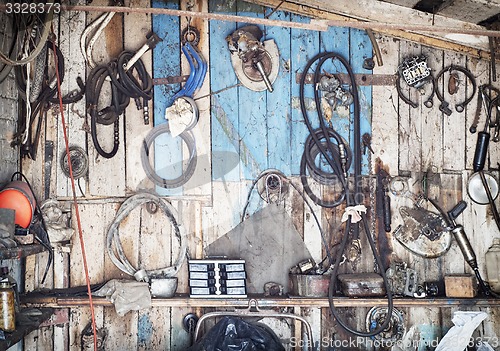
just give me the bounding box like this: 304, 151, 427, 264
152, 0, 182, 195
290, 14, 320, 176
266, 10, 292, 176
237, 1, 267, 180
349, 28, 372, 175
319, 26, 351, 176
209, 0, 240, 182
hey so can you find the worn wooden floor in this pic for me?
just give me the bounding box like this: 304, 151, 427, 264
10, 0, 500, 349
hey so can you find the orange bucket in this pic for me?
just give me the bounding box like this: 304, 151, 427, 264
0, 181, 36, 229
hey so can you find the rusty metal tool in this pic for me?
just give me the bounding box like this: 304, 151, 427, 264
123, 32, 162, 72
445, 201, 491, 295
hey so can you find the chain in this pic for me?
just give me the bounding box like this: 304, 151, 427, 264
367, 149, 378, 273
186, 0, 195, 30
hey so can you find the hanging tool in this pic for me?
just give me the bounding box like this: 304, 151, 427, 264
396, 56, 435, 109
471, 85, 500, 231
227, 25, 279, 92
376, 168, 391, 232
300, 52, 393, 337
123, 32, 161, 72
171, 42, 207, 102
434, 65, 477, 115
393, 203, 452, 258
165, 27, 207, 132
441, 200, 491, 295
80, 12, 116, 69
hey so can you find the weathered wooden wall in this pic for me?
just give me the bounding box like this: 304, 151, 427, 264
10, 0, 500, 350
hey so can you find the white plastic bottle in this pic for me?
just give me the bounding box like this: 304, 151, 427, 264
485, 238, 500, 293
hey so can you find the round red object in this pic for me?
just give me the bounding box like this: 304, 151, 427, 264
0, 181, 36, 229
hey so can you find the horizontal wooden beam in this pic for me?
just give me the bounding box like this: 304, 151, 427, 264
55, 4, 329, 31
22, 295, 500, 308
244, 0, 494, 61
285, 0, 491, 48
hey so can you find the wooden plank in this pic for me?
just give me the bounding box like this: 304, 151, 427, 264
181, 0, 212, 196
103, 310, 138, 351
437, 0, 500, 24
26, 294, 500, 308
318, 25, 351, 174
151, 0, 183, 196
382, 0, 420, 8
465, 56, 490, 171
68, 307, 104, 351
209, 0, 240, 182
69, 203, 107, 286
284, 0, 490, 51
138, 200, 174, 349
442, 51, 467, 171
303, 181, 323, 264
421, 45, 444, 173
266, 9, 292, 176
290, 13, 320, 175
404, 307, 443, 349
372, 34, 400, 174
139, 198, 180, 283
137, 308, 171, 350
237, 0, 267, 180
289, 178, 305, 241
398, 40, 422, 173
349, 28, 373, 175
123, 0, 153, 194
86, 0, 126, 197
462, 169, 492, 280
57, 2, 87, 198
205, 182, 243, 244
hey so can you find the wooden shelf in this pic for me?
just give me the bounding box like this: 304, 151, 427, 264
0, 307, 53, 350
21, 294, 500, 309
0, 244, 46, 260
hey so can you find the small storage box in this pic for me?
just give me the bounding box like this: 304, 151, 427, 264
444, 274, 477, 298
188, 259, 247, 298
337, 273, 386, 297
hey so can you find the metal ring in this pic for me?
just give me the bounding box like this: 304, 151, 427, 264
435, 64, 477, 113
141, 123, 197, 189
396, 73, 418, 109
60, 145, 89, 179
181, 26, 200, 46
389, 176, 408, 196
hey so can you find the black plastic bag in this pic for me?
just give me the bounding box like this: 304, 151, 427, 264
187, 316, 285, 351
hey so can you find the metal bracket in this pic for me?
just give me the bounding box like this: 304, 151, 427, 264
193, 299, 314, 350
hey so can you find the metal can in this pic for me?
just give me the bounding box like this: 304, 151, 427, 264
0, 282, 15, 332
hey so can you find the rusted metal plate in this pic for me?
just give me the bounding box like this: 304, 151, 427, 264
296, 72, 397, 86
39, 308, 70, 327
289, 274, 330, 297
153, 75, 189, 85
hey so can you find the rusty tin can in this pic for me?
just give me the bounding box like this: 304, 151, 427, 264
338, 273, 386, 297
0, 282, 16, 332
289, 274, 331, 297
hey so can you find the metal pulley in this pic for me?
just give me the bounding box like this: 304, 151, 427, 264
226, 25, 279, 92
256, 169, 288, 203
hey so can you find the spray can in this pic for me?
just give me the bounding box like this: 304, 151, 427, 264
0, 267, 19, 313
0, 282, 15, 332
486, 238, 500, 293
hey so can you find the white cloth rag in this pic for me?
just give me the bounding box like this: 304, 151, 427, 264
341, 205, 367, 223
165, 98, 195, 137
93, 279, 151, 316
435, 311, 488, 351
